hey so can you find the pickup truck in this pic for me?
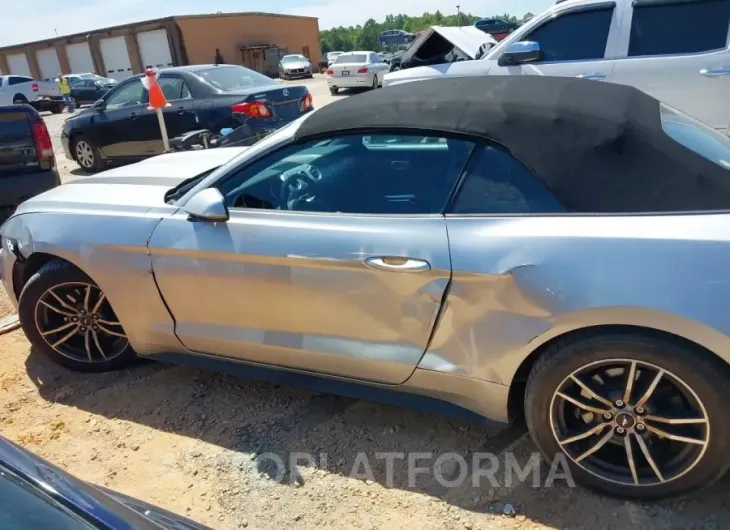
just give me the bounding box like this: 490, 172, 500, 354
384, 0, 730, 132
0, 104, 60, 222
0, 75, 65, 114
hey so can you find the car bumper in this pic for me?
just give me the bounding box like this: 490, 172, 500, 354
61, 130, 73, 161
0, 236, 18, 307
327, 74, 373, 88
282, 70, 313, 78
0, 169, 60, 209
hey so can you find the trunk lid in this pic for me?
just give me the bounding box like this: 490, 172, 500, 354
330, 62, 368, 77
0, 108, 39, 176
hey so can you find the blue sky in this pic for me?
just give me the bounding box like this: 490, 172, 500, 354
1, 0, 552, 47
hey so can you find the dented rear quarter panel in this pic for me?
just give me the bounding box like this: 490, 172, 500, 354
424, 214, 730, 385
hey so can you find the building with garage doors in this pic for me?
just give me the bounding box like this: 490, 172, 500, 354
0, 12, 321, 81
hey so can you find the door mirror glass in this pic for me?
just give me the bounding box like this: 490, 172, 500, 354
184, 188, 229, 222
498, 41, 542, 66
92, 99, 106, 112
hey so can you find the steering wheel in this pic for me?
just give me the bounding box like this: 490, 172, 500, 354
279, 168, 318, 210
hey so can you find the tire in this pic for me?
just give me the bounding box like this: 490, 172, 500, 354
13, 95, 27, 105
372, 74, 379, 90
50, 105, 63, 114
390, 65, 401, 73
525, 332, 730, 500
72, 137, 103, 172
329, 87, 338, 95
18, 259, 136, 373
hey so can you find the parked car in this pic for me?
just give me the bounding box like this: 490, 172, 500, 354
0, 434, 209, 529
61, 64, 314, 172
66, 72, 118, 86
397, 26, 496, 71
0, 104, 59, 223
325, 51, 390, 94
5, 76, 730, 500
326, 51, 345, 67
0, 75, 64, 113
377, 29, 416, 45
383, 0, 730, 132
68, 78, 114, 107
474, 18, 520, 41
278, 54, 314, 79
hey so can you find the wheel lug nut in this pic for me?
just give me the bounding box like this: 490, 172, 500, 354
72, 317, 79, 322
615, 400, 625, 408
636, 423, 645, 431
616, 427, 625, 435
635, 406, 645, 415
80, 327, 86, 332
603, 412, 613, 421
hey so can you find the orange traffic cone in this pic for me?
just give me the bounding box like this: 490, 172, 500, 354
143, 69, 170, 109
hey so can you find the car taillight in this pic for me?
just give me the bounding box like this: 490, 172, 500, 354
326, 69, 334, 75
31, 83, 39, 92
301, 92, 313, 111
31, 121, 54, 167
231, 101, 271, 118
357, 67, 368, 74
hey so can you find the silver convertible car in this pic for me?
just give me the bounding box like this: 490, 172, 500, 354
3, 76, 730, 501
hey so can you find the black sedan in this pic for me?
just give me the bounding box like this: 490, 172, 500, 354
61, 64, 313, 172
68, 78, 115, 107
0, 434, 208, 529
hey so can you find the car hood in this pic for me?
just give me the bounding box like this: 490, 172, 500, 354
0, 435, 209, 529
14, 147, 247, 216
383, 59, 496, 87
283, 61, 310, 69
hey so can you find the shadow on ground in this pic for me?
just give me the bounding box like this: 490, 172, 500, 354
25, 349, 730, 529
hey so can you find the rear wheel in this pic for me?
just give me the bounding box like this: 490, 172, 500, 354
525, 332, 730, 500
73, 137, 103, 172
13, 95, 27, 105
372, 74, 379, 90
50, 105, 63, 114
18, 260, 136, 372
329, 87, 338, 95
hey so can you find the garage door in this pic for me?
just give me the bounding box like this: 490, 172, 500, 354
100, 36, 133, 80
7, 53, 31, 77
36, 48, 62, 81
66, 42, 96, 74
136, 29, 174, 69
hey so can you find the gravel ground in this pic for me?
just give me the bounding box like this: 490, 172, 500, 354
1, 75, 730, 529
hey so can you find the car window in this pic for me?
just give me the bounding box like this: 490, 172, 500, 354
9, 76, 31, 85
628, 0, 730, 57
661, 103, 730, 171
0, 467, 92, 529
335, 54, 367, 64
195, 66, 275, 91
158, 76, 191, 100
521, 7, 614, 62
105, 80, 146, 110
217, 133, 474, 215
448, 145, 566, 214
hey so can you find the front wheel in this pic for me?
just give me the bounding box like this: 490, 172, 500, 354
50, 104, 63, 114
73, 137, 103, 172
525, 332, 730, 500
18, 260, 136, 372
329, 87, 338, 95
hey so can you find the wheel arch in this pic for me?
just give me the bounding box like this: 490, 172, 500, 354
507, 323, 730, 423
12, 93, 27, 103
13, 252, 89, 300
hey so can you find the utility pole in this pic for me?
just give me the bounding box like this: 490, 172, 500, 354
456, 5, 461, 25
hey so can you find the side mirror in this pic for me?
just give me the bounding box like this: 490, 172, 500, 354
183, 188, 229, 222
92, 99, 106, 112
497, 41, 541, 67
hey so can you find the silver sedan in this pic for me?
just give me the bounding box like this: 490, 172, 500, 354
278, 54, 313, 80
325, 51, 390, 95
2, 75, 730, 502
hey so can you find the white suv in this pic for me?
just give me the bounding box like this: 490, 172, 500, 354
383, 0, 730, 131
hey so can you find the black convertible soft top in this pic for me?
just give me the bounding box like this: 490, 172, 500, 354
296, 76, 730, 213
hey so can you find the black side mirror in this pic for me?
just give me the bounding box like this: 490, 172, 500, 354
497, 41, 542, 67
92, 99, 106, 112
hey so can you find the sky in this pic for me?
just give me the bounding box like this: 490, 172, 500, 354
1, 0, 552, 47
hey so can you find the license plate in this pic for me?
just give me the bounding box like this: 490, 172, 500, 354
341, 70, 350, 76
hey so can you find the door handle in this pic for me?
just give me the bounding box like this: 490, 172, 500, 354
365, 257, 431, 272
576, 73, 606, 80
700, 67, 730, 77
130, 112, 139, 120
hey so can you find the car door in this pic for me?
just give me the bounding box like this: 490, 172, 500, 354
489, 2, 620, 81
610, 0, 730, 130
75, 80, 104, 104
147, 131, 476, 384
369, 53, 389, 83
143, 75, 198, 153
89, 78, 151, 158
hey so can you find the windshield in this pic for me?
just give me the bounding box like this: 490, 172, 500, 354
335, 54, 367, 64
660, 103, 730, 171
79, 73, 101, 79
0, 466, 92, 529
194, 66, 276, 91
282, 55, 307, 63
327, 52, 343, 58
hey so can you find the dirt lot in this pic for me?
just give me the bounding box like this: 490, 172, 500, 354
1, 75, 729, 529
